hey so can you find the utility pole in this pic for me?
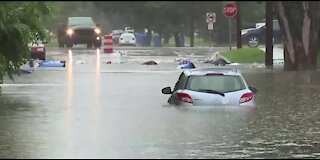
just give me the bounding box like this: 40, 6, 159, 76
206, 13, 216, 48
229, 19, 232, 51
223, 2, 238, 51
236, 1, 242, 49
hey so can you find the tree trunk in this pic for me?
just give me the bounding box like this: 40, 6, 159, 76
163, 34, 170, 45
158, 32, 163, 47
180, 32, 185, 47
265, 1, 274, 68
190, 17, 195, 47
146, 28, 152, 46
275, 1, 319, 71
174, 32, 180, 47
189, 3, 196, 48
283, 41, 297, 71
236, 1, 242, 49
306, 1, 318, 70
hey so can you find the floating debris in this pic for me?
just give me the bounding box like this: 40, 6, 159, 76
142, 61, 158, 65
178, 60, 196, 69
75, 60, 87, 64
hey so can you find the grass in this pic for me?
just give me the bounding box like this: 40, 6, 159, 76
162, 36, 238, 47
317, 51, 320, 65
163, 37, 214, 47
221, 47, 265, 63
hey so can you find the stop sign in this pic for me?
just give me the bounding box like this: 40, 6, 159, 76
223, 3, 238, 18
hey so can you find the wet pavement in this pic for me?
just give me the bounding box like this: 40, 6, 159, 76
0, 47, 320, 158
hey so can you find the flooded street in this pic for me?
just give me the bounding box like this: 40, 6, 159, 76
0, 48, 320, 158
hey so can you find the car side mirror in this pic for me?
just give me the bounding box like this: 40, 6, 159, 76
162, 87, 173, 94
249, 86, 257, 94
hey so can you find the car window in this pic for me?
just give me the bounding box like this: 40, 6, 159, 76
185, 75, 246, 93
173, 73, 188, 91
68, 17, 95, 26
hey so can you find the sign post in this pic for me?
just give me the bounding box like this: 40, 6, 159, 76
223, 3, 238, 50
206, 13, 216, 47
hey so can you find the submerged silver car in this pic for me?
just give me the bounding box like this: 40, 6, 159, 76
162, 68, 257, 107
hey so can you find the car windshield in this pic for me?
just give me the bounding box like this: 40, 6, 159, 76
68, 17, 95, 27
185, 75, 246, 93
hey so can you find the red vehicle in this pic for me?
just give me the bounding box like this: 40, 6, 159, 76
28, 42, 46, 60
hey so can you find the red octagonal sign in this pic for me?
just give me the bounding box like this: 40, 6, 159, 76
223, 3, 238, 18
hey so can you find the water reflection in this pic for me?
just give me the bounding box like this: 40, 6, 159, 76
95, 48, 101, 107
91, 48, 101, 144
63, 49, 74, 157
0, 95, 44, 158
240, 71, 320, 159
67, 49, 73, 110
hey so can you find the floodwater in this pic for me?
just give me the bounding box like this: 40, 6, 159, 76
0, 48, 320, 158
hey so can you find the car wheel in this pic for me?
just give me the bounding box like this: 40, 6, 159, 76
87, 43, 93, 48
58, 42, 65, 48
247, 36, 259, 48
66, 42, 73, 48
94, 42, 101, 48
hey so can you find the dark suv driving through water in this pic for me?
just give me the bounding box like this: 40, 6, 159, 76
57, 17, 102, 48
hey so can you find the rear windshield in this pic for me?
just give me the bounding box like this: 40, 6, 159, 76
185, 75, 246, 93
121, 34, 134, 38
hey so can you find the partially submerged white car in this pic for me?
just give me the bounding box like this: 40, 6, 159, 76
162, 68, 257, 107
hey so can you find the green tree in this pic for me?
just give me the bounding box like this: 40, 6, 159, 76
92, 1, 266, 46
0, 2, 50, 86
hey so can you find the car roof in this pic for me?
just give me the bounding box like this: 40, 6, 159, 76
183, 67, 241, 76
68, 17, 92, 20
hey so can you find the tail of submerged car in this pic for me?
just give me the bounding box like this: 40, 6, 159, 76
177, 89, 256, 107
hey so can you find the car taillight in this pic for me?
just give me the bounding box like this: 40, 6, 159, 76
240, 92, 253, 104
178, 92, 193, 103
